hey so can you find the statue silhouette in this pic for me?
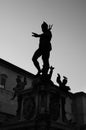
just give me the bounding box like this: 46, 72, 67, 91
32, 22, 53, 76
48, 66, 54, 80
62, 76, 68, 86
11, 75, 27, 119
56, 74, 70, 91
11, 76, 27, 100
56, 73, 62, 86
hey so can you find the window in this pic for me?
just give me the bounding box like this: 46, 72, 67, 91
0, 74, 8, 89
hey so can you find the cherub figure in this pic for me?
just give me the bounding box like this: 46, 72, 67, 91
56, 74, 70, 91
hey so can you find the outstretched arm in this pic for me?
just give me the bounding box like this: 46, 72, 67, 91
32, 32, 41, 37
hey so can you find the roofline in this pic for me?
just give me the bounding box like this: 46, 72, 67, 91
73, 91, 86, 97
0, 58, 35, 79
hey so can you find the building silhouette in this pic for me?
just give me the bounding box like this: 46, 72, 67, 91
0, 58, 85, 130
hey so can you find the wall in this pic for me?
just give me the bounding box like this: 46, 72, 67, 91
0, 88, 17, 115
0, 65, 33, 115
81, 94, 86, 124
0, 66, 32, 91
72, 92, 86, 125
65, 96, 73, 121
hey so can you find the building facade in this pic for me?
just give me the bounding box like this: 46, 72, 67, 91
0, 58, 85, 130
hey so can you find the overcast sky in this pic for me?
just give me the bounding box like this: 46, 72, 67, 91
0, 0, 86, 93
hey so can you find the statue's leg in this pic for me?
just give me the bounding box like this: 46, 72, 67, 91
32, 49, 42, 74
42, 51, 50, 75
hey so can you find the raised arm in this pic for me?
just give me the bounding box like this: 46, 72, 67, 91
48, 24, 53, 31
32, 32, 41, 37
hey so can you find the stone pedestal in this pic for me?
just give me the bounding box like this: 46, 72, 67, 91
1, 76, 75, 130
21, 76, 60, 122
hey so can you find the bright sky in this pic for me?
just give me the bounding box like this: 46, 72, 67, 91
0, 0, 86, 93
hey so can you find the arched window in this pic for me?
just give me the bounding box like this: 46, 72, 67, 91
0, 74, 8, 89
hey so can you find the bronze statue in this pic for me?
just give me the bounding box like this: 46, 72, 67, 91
32, 22, 53, 76
56, 74, 70, 91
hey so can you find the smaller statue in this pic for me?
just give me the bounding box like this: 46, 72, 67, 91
48, 66, 54, 80
11, 75, 27, 119
56, 73, 62, 86
11, 76, 27, 100
62, 76, 68, 86
56, 73, 70, 91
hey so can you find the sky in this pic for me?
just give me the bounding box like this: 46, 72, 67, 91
0, 0, 86, 93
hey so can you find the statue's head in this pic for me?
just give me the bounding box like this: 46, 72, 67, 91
41, 22, 48, 32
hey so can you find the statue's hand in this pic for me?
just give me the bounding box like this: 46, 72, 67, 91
32, 32, 39, 37
49, 24, 53, 30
